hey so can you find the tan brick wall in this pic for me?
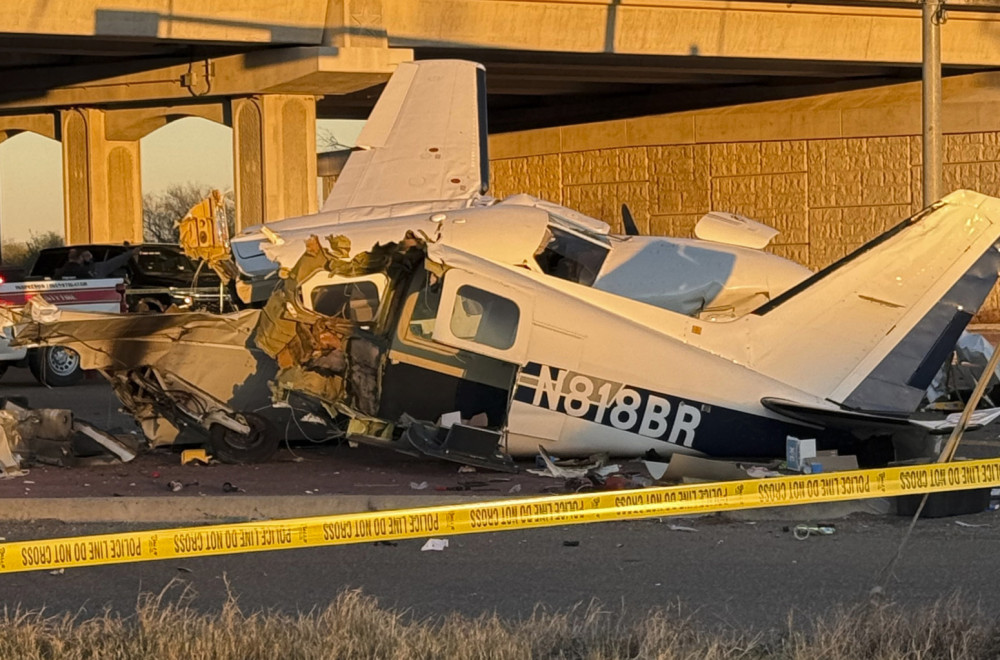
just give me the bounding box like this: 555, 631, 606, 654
489, 78, 1000, 322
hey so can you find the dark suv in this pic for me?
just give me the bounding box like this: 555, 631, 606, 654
30, 244, 235, 313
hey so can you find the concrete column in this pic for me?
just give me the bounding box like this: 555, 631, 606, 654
231, 95, 318, 230
60, 108, 142, 243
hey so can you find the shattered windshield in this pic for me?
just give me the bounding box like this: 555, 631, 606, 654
533, 225, 609, 286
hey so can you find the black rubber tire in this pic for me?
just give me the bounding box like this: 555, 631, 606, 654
28, 346, 84, 387
208, 412, 279, 464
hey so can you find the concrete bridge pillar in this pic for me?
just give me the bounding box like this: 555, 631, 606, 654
60, 108, 142, 243
231, 95, 318, 230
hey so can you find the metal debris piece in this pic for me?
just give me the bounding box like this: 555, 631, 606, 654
181, 449, 211, 465
792, 524, 836, 540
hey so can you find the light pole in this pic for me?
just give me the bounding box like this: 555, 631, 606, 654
922, 0, 943, 207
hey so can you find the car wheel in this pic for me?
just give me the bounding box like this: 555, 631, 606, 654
208, 412, 279, 464
28, 346, 85, 387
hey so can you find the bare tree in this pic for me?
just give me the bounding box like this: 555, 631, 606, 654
317, 127, 350, 153
143, 183, 234, 243
2, 230, 64, 267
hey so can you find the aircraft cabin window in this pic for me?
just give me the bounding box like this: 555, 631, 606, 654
311, 281, 380, 322
408, 274, 443, 340
533, 225, 609, 286
450, 285, 520, 350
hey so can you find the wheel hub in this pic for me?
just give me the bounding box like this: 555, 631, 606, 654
48, 347, 80, 377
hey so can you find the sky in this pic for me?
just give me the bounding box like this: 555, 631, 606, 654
0, 118, 364, 244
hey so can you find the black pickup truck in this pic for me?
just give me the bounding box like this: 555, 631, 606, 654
30, 243, 235, 313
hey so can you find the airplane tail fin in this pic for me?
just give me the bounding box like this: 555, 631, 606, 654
742, 190, 1000, 413
321, 60, 489, 215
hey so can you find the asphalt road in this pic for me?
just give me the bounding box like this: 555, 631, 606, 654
0, 513, 998, 631
3, 365, 1000, 631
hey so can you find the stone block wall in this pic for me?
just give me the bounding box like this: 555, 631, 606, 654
489, 77, 1000, 322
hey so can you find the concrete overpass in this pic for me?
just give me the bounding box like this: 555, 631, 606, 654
2, 0, 1000, 241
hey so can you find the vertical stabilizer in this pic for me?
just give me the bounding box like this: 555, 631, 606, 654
321, 60, 488, 215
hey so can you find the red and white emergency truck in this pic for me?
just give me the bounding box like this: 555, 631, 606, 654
0, 277, 125, 386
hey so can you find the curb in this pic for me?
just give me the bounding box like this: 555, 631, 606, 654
1, 495, 493, 524
0, 493, 893, 525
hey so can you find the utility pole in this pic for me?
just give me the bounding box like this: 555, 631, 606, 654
922, 0, 943, 207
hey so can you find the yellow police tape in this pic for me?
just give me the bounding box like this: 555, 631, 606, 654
3, 457, 1000, 574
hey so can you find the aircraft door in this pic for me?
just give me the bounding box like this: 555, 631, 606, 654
430, 269, 533, 365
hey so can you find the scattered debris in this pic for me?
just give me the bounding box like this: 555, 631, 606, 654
410, 481, 429, 490
0, 400, 133, 477
373, 540, 398, 547
667, 524, 698, 533
457, 465, 476, 473
745, 466, 781, 479
562, 540, 580, 547
528, 447, 605, 479
168, 480, 183, 492
786, 437, 817, 472
926, 331, 1000, 406
222, 481, 244, 493
642, 460, 669, 480
181, 449, 211, 465
664, 454, 750, 483
508, 483, 522, 494
420, 538, 449, 551
601, 475, 629, 490
790, 524, 836, 540
48, 568, 64, 576
954, 520, 988, 528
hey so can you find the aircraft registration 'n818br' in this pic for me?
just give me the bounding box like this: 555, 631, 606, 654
8, 60, 1000, 469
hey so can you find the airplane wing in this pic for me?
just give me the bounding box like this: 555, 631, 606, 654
321, 60, 489, 216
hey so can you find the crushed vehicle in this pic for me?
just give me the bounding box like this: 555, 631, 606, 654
5, 60, 1000, 469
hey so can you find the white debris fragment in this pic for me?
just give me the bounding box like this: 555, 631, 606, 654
745, 466, 781, 478
642, 460, 669, 480
421, 538, 449, 551
410, 481, 429, 490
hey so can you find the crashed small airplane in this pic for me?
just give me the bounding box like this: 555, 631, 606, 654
9, 60, 1000, 470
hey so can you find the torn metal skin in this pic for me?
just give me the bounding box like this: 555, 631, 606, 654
8, 232, 512, 469
177, 189, 240, 285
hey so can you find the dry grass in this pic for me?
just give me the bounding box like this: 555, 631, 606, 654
0, 587, 998, 660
